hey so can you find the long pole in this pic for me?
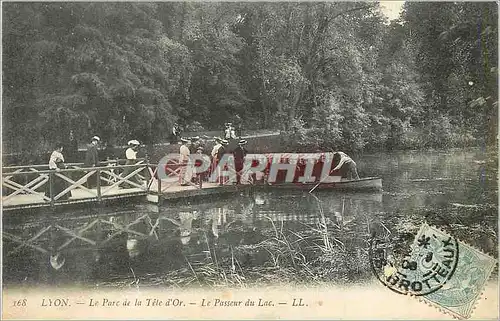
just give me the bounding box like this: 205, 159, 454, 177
308, 166, 336, 194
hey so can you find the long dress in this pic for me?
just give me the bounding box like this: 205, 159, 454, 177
179, 144, 193, 185
210, 143, 222, 179
84, 143, 99, 188
45, 150, 71, 201
216, 145, 228, 185
233, 146, 247, 184
122, 147, 139, 188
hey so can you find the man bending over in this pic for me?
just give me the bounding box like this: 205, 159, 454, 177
332, 151, 360, 180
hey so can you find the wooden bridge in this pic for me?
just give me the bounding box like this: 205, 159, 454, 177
2, 153, 380, 212
1, 158, 253, 211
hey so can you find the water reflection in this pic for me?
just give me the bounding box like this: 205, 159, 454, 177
3, 148, 497, 288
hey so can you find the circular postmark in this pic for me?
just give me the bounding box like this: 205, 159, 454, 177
369, 222, 459, 296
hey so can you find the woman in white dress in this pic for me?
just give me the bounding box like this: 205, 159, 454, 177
45, 143, 71, 200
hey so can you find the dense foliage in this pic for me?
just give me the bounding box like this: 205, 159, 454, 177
3, 2, 497, 155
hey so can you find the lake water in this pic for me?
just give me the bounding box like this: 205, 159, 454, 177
3, 148, 498, 289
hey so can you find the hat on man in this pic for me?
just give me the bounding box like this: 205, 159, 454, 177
238, 139, 247, 145
221, 139, 229, 145
128, 140, 140, 146
180, 138, 190, 143
214, 137, 222, 142
191, 136, 200, 141
91, 136, 100, 142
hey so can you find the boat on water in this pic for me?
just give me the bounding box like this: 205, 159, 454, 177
162, 151, 383, 192
248, 153, 383, 192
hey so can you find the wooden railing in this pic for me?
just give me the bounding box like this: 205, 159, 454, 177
2, 157, 263, 208
2, 159, 154, 208
148, 161, 203, 195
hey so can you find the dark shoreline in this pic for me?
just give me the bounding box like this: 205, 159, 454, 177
2, 131, 495, 167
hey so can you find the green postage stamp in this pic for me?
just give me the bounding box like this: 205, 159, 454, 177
371, 223, 497, 319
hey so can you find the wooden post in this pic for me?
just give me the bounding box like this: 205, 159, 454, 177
157, 173, 162, 205
144, 164, 149, 190
49, 172, 55, 207
96, 169, 102, 202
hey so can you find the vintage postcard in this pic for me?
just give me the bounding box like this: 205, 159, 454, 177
2, 1, 498, 320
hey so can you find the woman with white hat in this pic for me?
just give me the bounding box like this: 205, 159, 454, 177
45, 142, 72, 200
122, 140, 141, 188
210, 137, 223, 179
216, 139, 229, 185
179, 138, 193, 186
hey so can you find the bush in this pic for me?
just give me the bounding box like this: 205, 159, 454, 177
184, 121, 205, 132
397, 115, 478, 149
282, 118, 344, 152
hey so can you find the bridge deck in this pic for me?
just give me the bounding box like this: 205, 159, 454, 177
2, 186, 146, 209
2, 180, 252, 210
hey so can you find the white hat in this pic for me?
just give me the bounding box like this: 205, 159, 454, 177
128, 140, 140, 145
92, 136, 100, 141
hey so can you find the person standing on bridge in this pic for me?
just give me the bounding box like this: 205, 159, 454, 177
211, 137, 222, 159
210, 137, 222, 179
45, 143, 71, 201
216, 139, 229, 186
189, 136, 200, 154
195, 146, 206, 184
179, 138, 193, 186
122, 140, 141, 188
84, 136, 100, 188
332, 151, 360, 180
197, 135, 209, 151
233, 139, 248, 185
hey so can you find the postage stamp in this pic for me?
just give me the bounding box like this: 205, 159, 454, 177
370, 223, 497, 319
